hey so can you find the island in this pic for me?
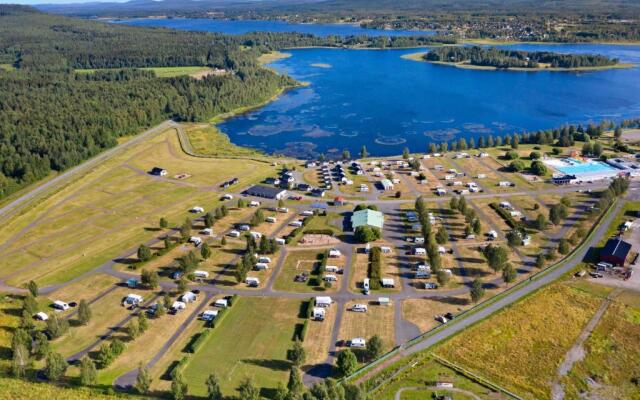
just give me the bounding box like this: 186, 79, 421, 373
404, 46, 634, 71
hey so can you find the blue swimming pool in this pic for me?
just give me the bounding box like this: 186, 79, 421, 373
555, 158, 618, 176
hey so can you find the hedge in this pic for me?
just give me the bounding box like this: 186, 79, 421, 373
489, 203, 523, 229
298, 320, 309, 342
306, 298, 314, 318
302, 229, 335, 236
368, 247, 382, 290
170, 355, 190, 378
187, 329, 211, 353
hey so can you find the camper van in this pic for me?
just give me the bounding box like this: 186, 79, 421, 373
363, 278, 370, 294
193, 270, 209, 279
351, 304, 368, 313
350, 338, 366, 348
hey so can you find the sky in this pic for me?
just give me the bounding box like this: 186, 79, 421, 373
1, 0, 129, 4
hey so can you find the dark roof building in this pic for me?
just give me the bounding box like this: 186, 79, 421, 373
150, 167, 167, 176
244, 185, 288, 200
600, 237, 632, 266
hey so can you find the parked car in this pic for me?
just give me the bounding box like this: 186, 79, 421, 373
423, 282, 438, 290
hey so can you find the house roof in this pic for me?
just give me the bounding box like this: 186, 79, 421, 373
352, 209, 384, 229
602, 237, 632, 261
244, 185, 286, 199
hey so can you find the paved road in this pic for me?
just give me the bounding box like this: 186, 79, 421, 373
0, 120, 176, 223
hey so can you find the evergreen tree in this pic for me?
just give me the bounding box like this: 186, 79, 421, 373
502, 263, 517, 284
366, 335, 383, 361
32, 332, 49, 360
27, 280, 38, 297
287, 366, 304, 397
286, 339, 306, 367
360, 145, 368, 159
237, 377, 260, 400
201, 242, 212, 259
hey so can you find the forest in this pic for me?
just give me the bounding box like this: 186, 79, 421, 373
423, 46, 618, 69
0, 5, 454, 199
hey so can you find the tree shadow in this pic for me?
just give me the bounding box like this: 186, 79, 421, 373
242, 358, 291, 371
428, 296, 470, 306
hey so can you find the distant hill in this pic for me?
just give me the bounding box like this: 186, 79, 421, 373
35, 0, 640, 18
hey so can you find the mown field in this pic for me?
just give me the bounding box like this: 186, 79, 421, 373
181, 296, 304, 397
0, 128, 276, 287
434, 282, 608, 399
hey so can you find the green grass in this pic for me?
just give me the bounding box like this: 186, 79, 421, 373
373, 357, 495, 400
273, 250, 332, 293
596, 200, 640, 246
0, 63, 15, 72
183, 124, 264, 158
0, 377, 144, 400
181, 296, 303, 396
75, 66, 212, 78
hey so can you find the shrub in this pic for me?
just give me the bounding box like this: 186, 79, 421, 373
368, 247, 382, 290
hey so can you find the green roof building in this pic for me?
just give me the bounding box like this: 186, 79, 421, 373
351, 209, 384, 230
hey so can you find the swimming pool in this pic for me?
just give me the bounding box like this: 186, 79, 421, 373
554, 158, 618, 176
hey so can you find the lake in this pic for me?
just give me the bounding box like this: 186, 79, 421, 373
116, 18, 434, 37
117, 19, 640, 158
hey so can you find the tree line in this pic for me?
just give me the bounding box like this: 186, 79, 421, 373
424, 46, 618, 69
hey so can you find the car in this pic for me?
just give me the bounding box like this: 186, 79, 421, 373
435, 315, 448, 324
294, 273, 309, 282
589, 272, 603, 278
289, 195, 302, 201
351, 304, 368, 313
444, 312, 455, 320
423, 282, 438, 290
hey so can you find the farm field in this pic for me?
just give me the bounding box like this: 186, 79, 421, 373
181, 296, 303, 396
434, 282, 609, 399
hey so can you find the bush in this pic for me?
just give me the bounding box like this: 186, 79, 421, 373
354, 226, 381, 243
171, 356, 190, 379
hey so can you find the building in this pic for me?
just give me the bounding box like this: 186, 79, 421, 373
150, 167, 167, 176
380, 179, 394, 190
600, 237, 632, 266
244, 185, 288, 200
351, 209, 384, 230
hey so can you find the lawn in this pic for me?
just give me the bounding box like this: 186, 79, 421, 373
47, 274, 120, 305
273, 250, 339, 293
303, 303, 337, 366
435, 282, 605, 399
562, 290, 640, 399
181, 297, 303, 396
338, 300, 396, 354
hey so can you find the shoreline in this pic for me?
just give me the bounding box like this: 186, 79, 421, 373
402, 51, 636, 72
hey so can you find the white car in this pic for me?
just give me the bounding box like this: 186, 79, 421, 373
351, 304, 368, 313
221, 194, 233, 200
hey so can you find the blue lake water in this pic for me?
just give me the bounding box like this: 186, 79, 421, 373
116, 18, 434, 37
116, 19, 640, 158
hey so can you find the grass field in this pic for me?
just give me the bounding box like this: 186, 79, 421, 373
0, 127, 276, 287
183, 124, 265, 158
562, 290, 640, 399
338, 300, 396, 354
303, 304, 336, 366
402, 296, 470, 333
0, 377, 143, 400
181, 296, 303, 397
435, 282, 607, 399
94, 296, 204, 386
52, 287, 151, 358
274, 250, 339, 293
373, 357, 497, 400
75, 66, 214, 78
